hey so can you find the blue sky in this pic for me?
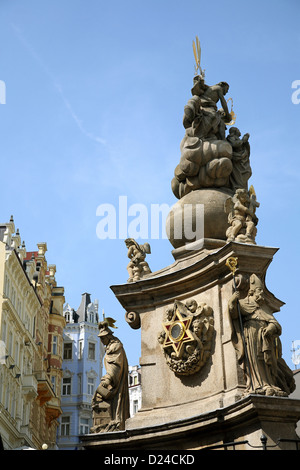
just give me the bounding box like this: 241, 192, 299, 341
0, 0, 299, 368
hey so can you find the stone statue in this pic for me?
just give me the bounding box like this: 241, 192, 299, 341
90, 319, 130, 433
183, 79, 231, 139
167, 40, 254, 249
172, 78, 234, 199
125, 238, 151, 282
226, 127, 251, 191
224, 186, 259, 244
228, 274, 295, 397
171, 63, 252, 199
158, 299, 214, 376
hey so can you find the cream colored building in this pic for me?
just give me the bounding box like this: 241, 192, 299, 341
0, 216, 65, 449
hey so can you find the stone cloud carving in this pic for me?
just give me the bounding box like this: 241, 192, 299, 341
171, 72, 252, 200
158, 299, 214, 376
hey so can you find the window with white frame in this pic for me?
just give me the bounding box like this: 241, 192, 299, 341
79, 417, 90, 435
11, 392, 16, 419
32, 316, 36, 338
51, 375, 56, 394
88, 342, 95, 360
63, 342, 72, 360
62, 377, 71, 396
61, 416, 70, 436
1, 320, 7, 343
15, 341, 19, 366
11, 287, 15, 307
64, 310, 71, 323
87, 376, 95, 395
77, 374, 82, 395
4, 276, 9, 297
8, 331, 13, 357
78, 340, 83, 359
52, 335, 58, 355
133, 399, 139, 415
88, 310, 94, 323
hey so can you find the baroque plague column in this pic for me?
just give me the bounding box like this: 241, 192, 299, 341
82, 39, 300, 451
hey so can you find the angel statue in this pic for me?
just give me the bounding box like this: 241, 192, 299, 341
224, 186, 259, 244
125, 238, 151, 282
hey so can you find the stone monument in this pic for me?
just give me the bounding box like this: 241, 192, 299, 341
82, 38, 300, 450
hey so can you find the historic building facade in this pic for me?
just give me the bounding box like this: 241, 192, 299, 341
0, 216, 65, 449
57, 294, 104, 450
128, 365, 142, 417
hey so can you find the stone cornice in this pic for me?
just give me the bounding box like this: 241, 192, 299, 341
110, 242, 282, 312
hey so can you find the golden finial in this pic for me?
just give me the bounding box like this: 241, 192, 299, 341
225, 256, 238, 275
226, 98, 236, 126
102, 309, 117, 329
193, 36, 204, 78
249, 185, 256, 197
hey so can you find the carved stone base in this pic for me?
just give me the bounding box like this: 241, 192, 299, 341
111, 241, 289, 432
81, 395, 300, 450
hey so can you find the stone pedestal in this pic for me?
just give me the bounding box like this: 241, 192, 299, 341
114, 241, 285, 428
81, 240, 300, 450
81, 395, 300, 450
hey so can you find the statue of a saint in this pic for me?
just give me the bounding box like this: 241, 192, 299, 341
226, 127, 251, 191
90, 319, 130, 433
228, 274, 295, 397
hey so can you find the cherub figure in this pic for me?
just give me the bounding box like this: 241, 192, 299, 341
225, 187, 259, 244
186, 300, 214, 362
125, 238, 151, 282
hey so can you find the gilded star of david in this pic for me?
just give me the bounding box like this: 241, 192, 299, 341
162, 308, 194, 358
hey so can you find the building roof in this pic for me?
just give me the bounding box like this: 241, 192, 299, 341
76, 293, 92, 322
24, 251, 38, 261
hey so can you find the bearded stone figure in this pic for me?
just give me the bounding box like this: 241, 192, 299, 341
90, 320, 130, 433
228, 274, 295, 397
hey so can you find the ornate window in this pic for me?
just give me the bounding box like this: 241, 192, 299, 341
88, 342, 95, 360
87, 376, 95, 395
79, 417, 90, 435
62, 377, 71, 396
61, 416, 70, 436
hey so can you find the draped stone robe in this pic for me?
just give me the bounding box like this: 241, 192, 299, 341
229, 296, 295, 396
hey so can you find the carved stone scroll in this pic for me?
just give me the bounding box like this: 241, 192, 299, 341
125, 311, 141, 330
